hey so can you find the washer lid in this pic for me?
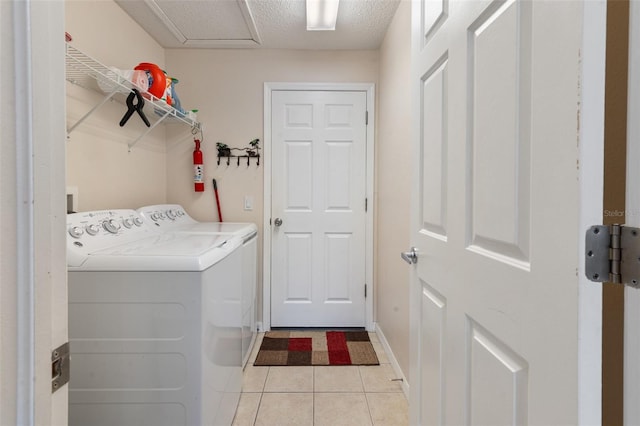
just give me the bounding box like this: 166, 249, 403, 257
171, 222, 258, 237
70, 233, 242, 271
94, 233, 229, 256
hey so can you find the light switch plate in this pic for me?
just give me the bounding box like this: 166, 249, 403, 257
244, 196, 253, 211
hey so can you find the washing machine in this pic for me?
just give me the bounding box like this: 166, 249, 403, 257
137, 204, 258, 368
67, 209, 243, 426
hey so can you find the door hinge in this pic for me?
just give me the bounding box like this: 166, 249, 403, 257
365, 111, 369, 125
365, 284, 367, 298
365, 198, 368, 212
51, 342, 70, 393
585, 224, 640, 288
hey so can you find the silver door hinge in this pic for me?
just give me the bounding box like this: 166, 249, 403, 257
365, 198, 368, 212
365, 111, 369, 125
585, 224, 640, 288
365, 284, 367, 298
52, 342, 70, 393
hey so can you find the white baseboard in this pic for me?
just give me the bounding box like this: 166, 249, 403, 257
374, 322, 410, 399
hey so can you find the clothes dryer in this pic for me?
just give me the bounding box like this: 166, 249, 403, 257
67, 209, 243, 426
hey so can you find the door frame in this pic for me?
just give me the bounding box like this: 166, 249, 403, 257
578, 0, 607, 423
3, 1, 68, 424
626, 1, 640, 422
262, 82, 375, 331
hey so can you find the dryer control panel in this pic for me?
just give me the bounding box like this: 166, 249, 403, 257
137, 204, 197, 230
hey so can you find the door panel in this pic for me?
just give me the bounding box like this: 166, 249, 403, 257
285, 141, 313, 210
410, 0, 582, 424
271, 90, 367, 327
421, 56, 448, 239
467, 0, 530, 266
326, 142, 353, 209
419, 282, 446, 425
467, 319, 528, 425
285, 233, 313, 301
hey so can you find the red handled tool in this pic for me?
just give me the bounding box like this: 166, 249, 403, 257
212, 179, 223, 222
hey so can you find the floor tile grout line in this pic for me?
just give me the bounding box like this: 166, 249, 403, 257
251, 392, 263, 426
359, 366, 376, 426
364, 392, 376, 426
312, 366, 315, 425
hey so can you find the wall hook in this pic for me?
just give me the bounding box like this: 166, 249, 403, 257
215, 138, 261, 168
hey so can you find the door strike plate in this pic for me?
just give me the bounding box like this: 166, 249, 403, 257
51, 342, 70, 393
585, 224, 640, 288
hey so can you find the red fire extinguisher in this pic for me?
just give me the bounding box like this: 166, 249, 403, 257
193, 138, 204, 192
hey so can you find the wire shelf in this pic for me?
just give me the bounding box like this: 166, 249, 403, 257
65, 43, 200, 149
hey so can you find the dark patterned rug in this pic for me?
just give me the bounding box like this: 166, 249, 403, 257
253, 330, 380, 366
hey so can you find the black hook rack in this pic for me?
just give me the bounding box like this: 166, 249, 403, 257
215, 154, 261, 167
216, 139, 260, 167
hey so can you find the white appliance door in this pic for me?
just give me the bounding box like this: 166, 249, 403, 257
270, 90, 367, 327
409, 0, 583, 424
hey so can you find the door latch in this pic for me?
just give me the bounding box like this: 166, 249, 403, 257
585, 224, 640, 288
51, 342, 70, 393
401, 247, 418, 265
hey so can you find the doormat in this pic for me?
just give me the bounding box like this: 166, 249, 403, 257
253, 330, 379, 366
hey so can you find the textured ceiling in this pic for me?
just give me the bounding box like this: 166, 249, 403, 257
114, 0, 401, 49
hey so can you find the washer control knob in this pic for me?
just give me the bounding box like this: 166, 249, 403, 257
133, 217, 144, 227
68, 226, 84, 239
85, 224, 100, 235
150, 213, 159, 221
166, 210, 177, 220
122, 218, 134, 228
103, 219, 121, 234
158, 212, 166, 219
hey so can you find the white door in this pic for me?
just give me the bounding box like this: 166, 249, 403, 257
409, 0, 586, 424
270, 90, 367, 327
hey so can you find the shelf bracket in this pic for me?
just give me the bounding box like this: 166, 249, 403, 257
67, 90, 118, 134
127, 111, 169, 150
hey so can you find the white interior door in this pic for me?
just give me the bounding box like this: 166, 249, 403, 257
270, 90, 367, 327
409, 0, 585, 424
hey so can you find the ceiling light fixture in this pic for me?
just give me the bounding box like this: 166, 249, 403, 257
306, 0, 340, 31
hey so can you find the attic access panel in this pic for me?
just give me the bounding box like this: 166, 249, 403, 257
116, 0, 262, 48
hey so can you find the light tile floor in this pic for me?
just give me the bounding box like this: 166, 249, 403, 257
232, 332, 409, 426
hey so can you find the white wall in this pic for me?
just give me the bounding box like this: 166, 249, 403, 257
375, 1, 411, 379
65, 0, 169, 211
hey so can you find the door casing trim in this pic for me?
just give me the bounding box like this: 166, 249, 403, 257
262, 82, 376, 331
